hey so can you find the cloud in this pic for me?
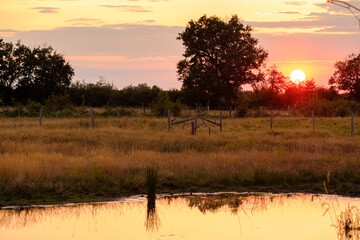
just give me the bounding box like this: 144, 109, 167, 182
98, 5, 152, 12
66, 18, 103, 26
142, 19, 156, 23
283, 1, 307, 6
277, 11, 301, 14
315, 1, 360, 14
2, 25, 184, 57
246, 11, 359, 33
31, 7, 60, 14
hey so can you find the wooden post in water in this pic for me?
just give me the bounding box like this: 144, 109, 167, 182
312, 110, 315, 130
191, 121, 195, 135
167, 109, 171, 132
39, 107, 43, 127
260, 106, 263, 118
270, 110, 273, 130
351, 113, 354, 137
220, 112, 222, 133
90, 107, 94, 128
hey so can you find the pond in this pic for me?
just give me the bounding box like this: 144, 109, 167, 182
0, 193, 359, 240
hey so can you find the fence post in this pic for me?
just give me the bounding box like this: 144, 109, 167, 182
207, 105, 210, 115
260, 106, 263, 118
229, 106, 232, 118
270, 110, 273, 130
220, 112, 222, 133
117, 107, 120, 117
312, 110, 315, 130
191, 121, 195, 135
195, 110, 198, 133
90, 107, 94, 128
351, 113, 354, 137
168, 109, 171, 132
18, 106, 20, 117
39, 107, 43, 127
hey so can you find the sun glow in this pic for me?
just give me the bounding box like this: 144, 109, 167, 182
290, 69, 306, 83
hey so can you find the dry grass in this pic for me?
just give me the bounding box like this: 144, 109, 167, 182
0, 116, 359, 204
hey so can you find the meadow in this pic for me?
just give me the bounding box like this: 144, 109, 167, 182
0, 113, 359, 205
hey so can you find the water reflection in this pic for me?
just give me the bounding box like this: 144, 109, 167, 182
145, 197, 160, 231
0, 193, 359, 240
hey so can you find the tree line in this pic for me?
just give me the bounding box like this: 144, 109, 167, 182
1, 15, 359, 117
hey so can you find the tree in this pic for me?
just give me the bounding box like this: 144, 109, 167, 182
265, 65, 287, 107
14, 44, 74, 103
177, 15, 268, 107
0, 40, 18, 104
329, 53, 360, 101
0, 39, 74, 104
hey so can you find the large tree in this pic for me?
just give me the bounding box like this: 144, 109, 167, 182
177, 15, 268, 107
0, 39, 74, 104
329, 53, 360, 101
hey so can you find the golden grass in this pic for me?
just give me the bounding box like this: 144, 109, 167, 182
0, 116, 359, 203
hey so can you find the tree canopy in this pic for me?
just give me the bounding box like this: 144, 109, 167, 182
177, 15, 268, 107
0, 39, 74, 104
329, 53, 360, 100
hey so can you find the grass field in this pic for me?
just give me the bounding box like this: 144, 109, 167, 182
0, 114, 359, 205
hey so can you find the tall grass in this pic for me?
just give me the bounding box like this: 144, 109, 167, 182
0, 116, 359, 204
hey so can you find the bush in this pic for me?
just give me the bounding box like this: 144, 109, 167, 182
235, 103, 248, 118
26, 100, 42, 117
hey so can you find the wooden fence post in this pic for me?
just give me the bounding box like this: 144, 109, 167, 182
90, 107, 94, 128
270, 110, 273, 130
39, 107, 43, 127
195, 110, 198, 133
220, 112, 222, 133
260, 106, 263, 118
191, 121, 195, 135
351, 113, 354, 137
229, 106, 232, 118
207, 105, 210, 115
312, 110, 315, 130
18, 106, 20, 117
116, 107, 120, 117
168, 109, 171, 132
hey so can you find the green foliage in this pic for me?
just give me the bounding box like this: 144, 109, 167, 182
177, 15, 268, 107
152, 92, 171, 117
25, 100, 42, 117
171, 99, 183, 117
329, 53, 360, 101
235, 103, 248, 118
44, 95, 74, 116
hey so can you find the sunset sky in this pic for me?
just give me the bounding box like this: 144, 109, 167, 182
1, 0, 359, 89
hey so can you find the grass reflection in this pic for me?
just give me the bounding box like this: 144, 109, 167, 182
145, 197, 160, 232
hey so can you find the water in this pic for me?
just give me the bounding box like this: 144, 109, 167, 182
0, 193, 359, 240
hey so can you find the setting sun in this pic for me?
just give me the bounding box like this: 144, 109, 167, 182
290, 69, 306, 83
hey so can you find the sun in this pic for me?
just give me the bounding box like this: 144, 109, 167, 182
290, 69, 306, 83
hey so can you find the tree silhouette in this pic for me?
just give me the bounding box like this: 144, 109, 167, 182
177, 15, 268, 107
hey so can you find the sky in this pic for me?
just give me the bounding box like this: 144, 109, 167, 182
0, 0, 359, 90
